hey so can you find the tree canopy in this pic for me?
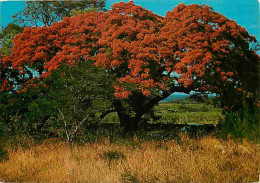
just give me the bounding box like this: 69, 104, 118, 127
1, 2, 259, 131
12, 0, 106, 27
0, 23, 24, 56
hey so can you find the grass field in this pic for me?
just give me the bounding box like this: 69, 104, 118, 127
0, 136, 259, 183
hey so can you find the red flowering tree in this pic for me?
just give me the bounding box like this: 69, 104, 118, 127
160, 4, 259, 111
1, 2, 259, 132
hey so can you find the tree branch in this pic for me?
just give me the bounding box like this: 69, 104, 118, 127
58, 108, 70, 142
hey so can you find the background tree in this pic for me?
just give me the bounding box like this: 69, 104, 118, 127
0, 23, 24, 56
1, 2, 259, 133
12, 0, 106, 27
0, 23, 24, 90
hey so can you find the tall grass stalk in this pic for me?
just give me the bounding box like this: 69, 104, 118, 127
0, 136, 259, 183
219, 103, 260, 142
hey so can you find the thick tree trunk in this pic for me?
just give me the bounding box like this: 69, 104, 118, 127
113, 85, 191, 135
117, 112, 131, 133
117, 111, 142, 135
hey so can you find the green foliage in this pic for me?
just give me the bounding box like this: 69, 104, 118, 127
12, 0, 106, 27
0, 92, 27, 136
71, 4, 102, 16
0, 23, 24, 56
0, 61, 115, 144
218, 105, 260, 142
121, 173, 139, 183
101, 150, 126, 168
101, 150, 126, 161
0, 85, 58, 138
0, 23, 25, 91
0, 147, 8, 163
45, 61, 114, 143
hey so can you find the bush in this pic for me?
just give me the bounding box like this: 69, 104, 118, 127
218, 105, 260, 142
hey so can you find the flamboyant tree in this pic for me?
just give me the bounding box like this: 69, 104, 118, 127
1, 2, 259, 132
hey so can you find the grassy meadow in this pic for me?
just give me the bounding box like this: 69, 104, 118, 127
0, 136, 259, 183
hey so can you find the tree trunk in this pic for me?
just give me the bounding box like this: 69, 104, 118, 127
117, 110, 143, 135
112, 86, 191, 135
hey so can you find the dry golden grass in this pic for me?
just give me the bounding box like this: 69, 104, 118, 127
0, 135, 259, 183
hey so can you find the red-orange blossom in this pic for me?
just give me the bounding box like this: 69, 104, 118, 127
1, 2, 258, 100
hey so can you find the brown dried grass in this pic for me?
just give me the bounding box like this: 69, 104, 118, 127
0, 135, 259, 183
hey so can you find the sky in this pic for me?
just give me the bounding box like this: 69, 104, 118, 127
1, 0, 260, 41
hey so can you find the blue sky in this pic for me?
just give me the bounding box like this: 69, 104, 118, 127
1, 0, 260, 41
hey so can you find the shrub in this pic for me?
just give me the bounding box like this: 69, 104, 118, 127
218, 105, 260, 142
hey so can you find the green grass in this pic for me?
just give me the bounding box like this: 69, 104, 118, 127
154, 101, 223, 124
101, 112, 120, 123
101, 99, 223, 124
